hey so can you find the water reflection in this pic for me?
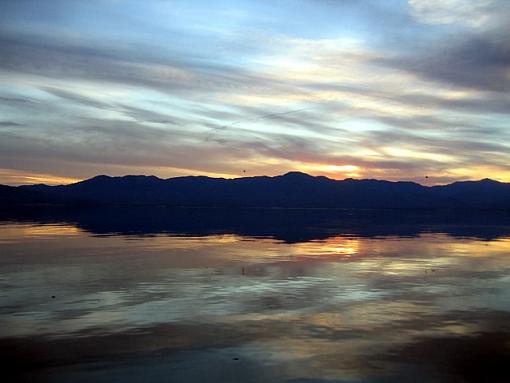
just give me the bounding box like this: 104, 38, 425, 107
1, 209, 510, 382
3, 205, 510, 241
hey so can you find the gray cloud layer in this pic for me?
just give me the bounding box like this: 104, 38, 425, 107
0, 0, 509, 184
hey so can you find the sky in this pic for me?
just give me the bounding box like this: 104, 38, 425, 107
0, 0, 509, 185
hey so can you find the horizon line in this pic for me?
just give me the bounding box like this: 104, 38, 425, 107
3, 171, 504, 188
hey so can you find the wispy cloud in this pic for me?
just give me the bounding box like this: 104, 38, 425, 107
0, 0, 509, 184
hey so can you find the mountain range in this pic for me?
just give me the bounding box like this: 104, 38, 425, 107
1, 172, 509, 209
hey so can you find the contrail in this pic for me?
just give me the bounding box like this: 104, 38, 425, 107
204, 108, 308, 141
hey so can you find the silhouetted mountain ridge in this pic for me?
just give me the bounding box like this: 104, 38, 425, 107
2, 172, 509, 209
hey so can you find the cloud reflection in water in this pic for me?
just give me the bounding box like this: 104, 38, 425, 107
1, 210, 510, 382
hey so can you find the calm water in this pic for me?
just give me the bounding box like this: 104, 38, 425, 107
2, 208, 510, 382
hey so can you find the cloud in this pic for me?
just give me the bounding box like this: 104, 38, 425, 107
0, 0, 510, 184
204, 108, 310, 141
408, 0, 496, 27
0, 95, 36, 106
117, 105, 181, 125
0, 121, 23, 127
374, 32, 510, 92
40, 87, 112, 109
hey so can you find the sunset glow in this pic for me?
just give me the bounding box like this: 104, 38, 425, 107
1, 1, 509, 185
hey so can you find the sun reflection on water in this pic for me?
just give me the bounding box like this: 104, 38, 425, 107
293, 237, 360, 257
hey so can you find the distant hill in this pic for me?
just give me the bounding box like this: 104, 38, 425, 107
1, 172, 510, 209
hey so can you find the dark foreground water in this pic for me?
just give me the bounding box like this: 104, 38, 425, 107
1, 208, 510, 382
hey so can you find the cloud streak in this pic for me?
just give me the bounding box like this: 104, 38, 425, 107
0, 0, 509, 184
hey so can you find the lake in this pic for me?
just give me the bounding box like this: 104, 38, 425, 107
1, 207, 510, 382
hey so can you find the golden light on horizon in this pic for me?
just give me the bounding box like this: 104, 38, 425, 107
0, 168, 81, 186
297, 163, 362, 179
446, 165, 510, 183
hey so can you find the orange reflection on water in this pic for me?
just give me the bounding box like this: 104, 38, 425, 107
0, 223, 82, 240
444, 237, 510, 257
293, 237, 360, 257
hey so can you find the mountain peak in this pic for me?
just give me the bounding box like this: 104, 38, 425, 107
76, 175, 111, 184
280, 171, 314, 179
480, 178, 499, 183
